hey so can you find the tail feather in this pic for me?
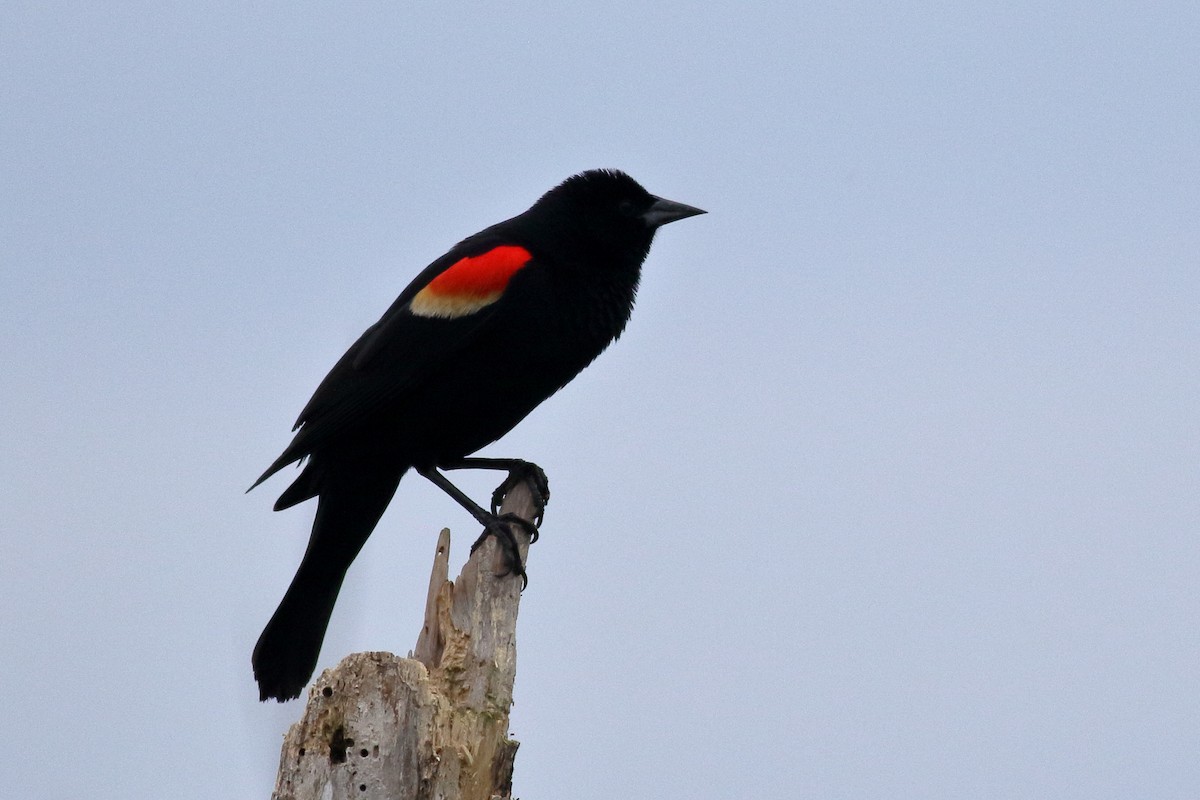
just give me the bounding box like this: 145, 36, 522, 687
252, 464, 406, 702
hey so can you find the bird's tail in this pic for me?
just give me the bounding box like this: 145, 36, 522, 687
251, 464, 405, 702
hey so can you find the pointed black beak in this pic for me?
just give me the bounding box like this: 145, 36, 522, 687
642, 196, 707, 228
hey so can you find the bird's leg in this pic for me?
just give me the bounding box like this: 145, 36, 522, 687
440, 457, 550, 528
416, 466, 536, 587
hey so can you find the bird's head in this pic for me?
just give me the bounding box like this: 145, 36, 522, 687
530, 169, 705, 263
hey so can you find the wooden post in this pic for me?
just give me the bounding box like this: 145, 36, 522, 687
268, 477, 541, 800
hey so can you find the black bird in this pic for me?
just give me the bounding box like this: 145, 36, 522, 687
249, 169, 704, 701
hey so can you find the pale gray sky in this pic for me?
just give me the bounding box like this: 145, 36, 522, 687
2, 2, 1198, 798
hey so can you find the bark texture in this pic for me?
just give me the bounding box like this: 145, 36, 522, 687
269, 477, 540, 800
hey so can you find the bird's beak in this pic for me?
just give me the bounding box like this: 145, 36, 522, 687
642, 196, 707, 228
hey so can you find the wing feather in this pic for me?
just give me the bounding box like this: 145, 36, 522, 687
249, 234, 533, 490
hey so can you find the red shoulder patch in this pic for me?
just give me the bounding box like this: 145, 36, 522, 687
410, 245, 532, 318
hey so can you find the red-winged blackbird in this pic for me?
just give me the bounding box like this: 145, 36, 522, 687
248, 169, 704, 701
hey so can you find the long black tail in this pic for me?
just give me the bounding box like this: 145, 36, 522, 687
252, 463, 405, 702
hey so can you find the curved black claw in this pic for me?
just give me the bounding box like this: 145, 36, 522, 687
470, 513, 539, 589
489, 460, 550, 530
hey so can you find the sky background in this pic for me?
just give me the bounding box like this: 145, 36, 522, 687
2, 2, 1198, 798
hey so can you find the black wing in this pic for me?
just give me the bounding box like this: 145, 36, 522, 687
249, 229, 527, 489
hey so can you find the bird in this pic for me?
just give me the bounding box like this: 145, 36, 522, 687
248, 169, 705, 701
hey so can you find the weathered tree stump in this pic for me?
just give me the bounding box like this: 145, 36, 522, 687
268, 476, 541, 800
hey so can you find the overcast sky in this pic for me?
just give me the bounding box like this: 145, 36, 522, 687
3, 2, 1198, 798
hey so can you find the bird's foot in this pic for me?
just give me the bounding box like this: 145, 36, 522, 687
470, 513, 538, 589
489, 460, 550, 532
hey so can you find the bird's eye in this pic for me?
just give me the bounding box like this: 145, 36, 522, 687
617, 200, 637, 217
